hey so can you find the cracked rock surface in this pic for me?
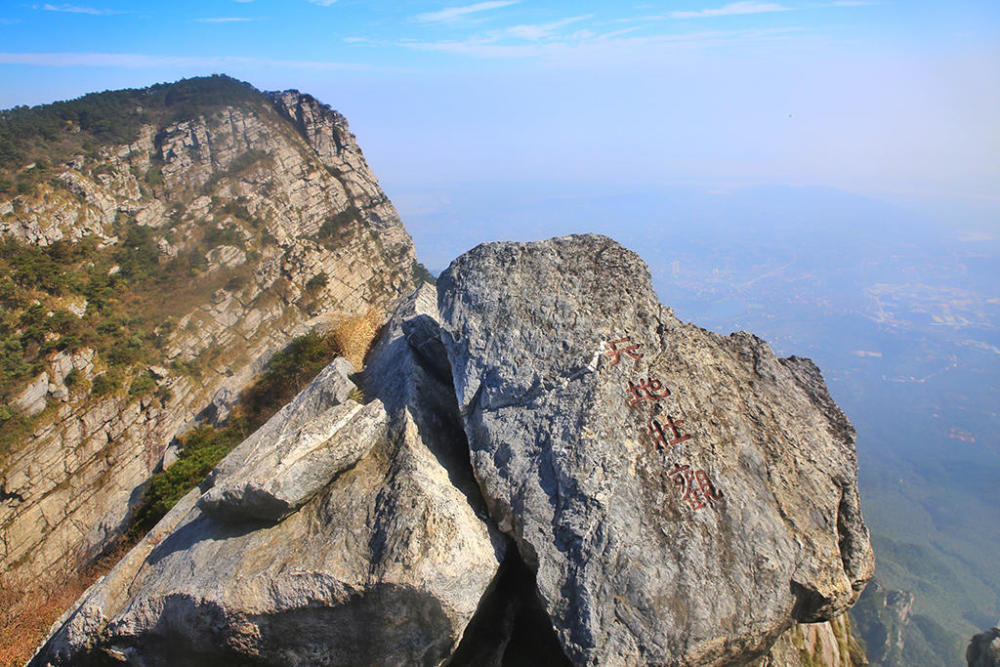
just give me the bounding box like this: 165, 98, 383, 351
33, 236, 873, 666
31, 286, 504, 666
437, 234, 873, 665
1, 84, 418, 598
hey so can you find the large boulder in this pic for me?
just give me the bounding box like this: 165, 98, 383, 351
33, 236, 873, 666
436, 234, 874, 665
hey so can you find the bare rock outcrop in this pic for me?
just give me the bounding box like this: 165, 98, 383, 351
33, 236, 873, 665
1, 79, 418, 602
436, 235, 873, 665
31, 286, 503, 666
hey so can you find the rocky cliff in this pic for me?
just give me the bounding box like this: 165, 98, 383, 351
0, 77, 419, 603
32, 235, 874, 666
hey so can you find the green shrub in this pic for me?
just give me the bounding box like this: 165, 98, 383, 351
305, 272, 328, 293
144, 166, 163, 188
128, 421, 248, 537
225, 150, 269, 176
203, 223, 243, 249
225, 275, 247, 292
113, 224, 161, 282
90, 371, 121, 397
155, 385, 173, 404
316, 206, 360, 246
63, 368, 83, 389
0, 408, 36, 460
171, 358, 202, 379
238, 332, 340, 425
128, 373, 156, 399
105, 334, 148, 367
413, 262, 436, 285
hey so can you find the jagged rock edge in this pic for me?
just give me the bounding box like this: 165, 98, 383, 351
400, 306, 574, 665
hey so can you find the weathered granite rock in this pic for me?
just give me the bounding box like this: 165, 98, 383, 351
31, 285, 503, 666
437, 234, 874, 665
197, 358, 373, 521
34, 237, 873, 666
968, 624, 1000, 667
12, 372, 48, 417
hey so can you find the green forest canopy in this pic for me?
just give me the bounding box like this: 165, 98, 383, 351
0, 75, 265, 192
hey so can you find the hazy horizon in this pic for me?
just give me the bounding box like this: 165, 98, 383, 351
2, 2, 999, 660
1, 0, 998, 232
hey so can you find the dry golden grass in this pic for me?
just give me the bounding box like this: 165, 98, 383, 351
331, 307, 382, 370
0, 541, 133, 666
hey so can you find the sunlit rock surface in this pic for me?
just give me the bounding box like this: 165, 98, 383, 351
0, 81, 418, 597
33, 237, 873, 666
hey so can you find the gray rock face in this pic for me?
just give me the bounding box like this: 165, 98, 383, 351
0, 84, 418, 601
197, 358, 379, 522
12, 372, 48, 417
968, 624, 1000, 667
437, 234, 874, 665
34, 236, 873, 666
31, 285, 503, 666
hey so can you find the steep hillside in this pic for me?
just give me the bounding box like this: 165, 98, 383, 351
0, 76, 420, 611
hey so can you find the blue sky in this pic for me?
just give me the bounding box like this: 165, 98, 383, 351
1, 1, 998, 228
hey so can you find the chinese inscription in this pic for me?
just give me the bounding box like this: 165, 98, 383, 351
604, 337, 643, 365
647, 415, 691, 450
603, 333, 725, 513
626, 378, 670, 406
668, 463, 724, 511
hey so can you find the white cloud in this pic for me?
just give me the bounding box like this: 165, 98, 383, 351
39, 3, 116, 15
503, 15, 591, 41
307, 0, 338, 6
400, 26, 803, 59
195, 17, 255, 23
415, 1, 520, 24
670, 2, 791, 19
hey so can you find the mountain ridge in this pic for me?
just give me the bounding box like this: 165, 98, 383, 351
0, 76, 421, 644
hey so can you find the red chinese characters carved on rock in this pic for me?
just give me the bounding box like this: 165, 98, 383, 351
605, 337, 643, 366
648, 415, 691, 449
626, 378, 670, 406
668, 463, 724, 511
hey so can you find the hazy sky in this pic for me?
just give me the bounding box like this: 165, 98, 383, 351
1, 1, 998, 217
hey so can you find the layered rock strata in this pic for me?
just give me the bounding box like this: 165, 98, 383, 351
1, 83, 418, 595
33, 235, 873, 666
33, 285, 504, 666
